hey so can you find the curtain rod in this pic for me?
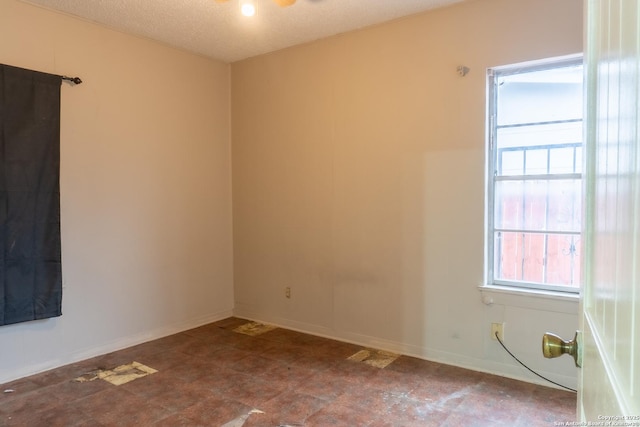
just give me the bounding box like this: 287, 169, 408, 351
1, 63, 83, 85
61, 75, 82, 85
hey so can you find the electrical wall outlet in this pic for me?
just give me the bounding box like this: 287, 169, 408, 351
491, 322, 505, 341
285, 287, 291, 299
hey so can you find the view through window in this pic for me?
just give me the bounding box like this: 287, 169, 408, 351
487, 56, 583, 293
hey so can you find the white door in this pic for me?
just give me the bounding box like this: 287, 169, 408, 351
581, 0, 640, 420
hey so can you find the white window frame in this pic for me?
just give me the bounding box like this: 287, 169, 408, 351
486, 54, 583, 295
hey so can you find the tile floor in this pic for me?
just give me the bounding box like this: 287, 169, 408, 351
0, 317, 576, 426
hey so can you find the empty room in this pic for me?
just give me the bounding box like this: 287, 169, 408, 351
1, 0, 638, 425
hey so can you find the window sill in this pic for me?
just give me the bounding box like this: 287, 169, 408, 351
479, 284, 579, 314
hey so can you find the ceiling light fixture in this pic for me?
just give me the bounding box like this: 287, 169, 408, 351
216, 0, 297, 15
240, 0, 256, 16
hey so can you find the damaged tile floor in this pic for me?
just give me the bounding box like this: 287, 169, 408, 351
0, 318, 576, 426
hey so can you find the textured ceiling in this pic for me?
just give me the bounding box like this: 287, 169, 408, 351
21, 0, 466, 63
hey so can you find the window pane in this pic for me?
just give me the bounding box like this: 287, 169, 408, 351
497, 65, 583, 126
494, 232, 544, 283
522, 180, 547, 229
574, 146, 583, 173
546, 234, 581, 288
549, 146, 577, 174
525, 149, 548, 175
497, 122, 582, 150
495, 179, 581, 232
546, 180, 581, 232
494, 231, 580, 288
494, 181, 523, 229
500, 150, 523, 175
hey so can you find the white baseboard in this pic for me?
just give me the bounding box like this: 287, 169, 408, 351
1, 308, 233, 384
233, 306, 577, 391
5, 306, 576, 392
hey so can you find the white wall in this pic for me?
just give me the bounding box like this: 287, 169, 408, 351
0, 0, 234, 383
231, 0, 583, 388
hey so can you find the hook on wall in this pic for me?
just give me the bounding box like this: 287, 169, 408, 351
456, 65, 470, 77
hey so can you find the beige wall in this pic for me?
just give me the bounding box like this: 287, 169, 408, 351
232, 0, 583, 386
0, 0, 233, 383
0, 0, 584, 388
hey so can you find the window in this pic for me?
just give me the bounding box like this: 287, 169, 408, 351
486, 55, 583, 294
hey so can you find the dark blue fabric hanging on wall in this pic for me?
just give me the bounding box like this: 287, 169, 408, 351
0, 64, 62, 326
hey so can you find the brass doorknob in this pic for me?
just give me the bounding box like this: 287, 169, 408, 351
542, 331, 581, 367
